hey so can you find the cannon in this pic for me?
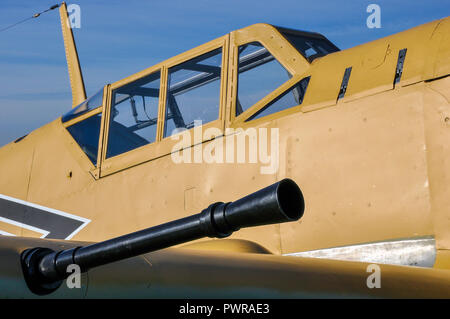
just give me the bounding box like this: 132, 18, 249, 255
21, 178, 304, 295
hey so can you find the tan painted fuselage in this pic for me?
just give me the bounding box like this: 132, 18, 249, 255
0, 17, 449, 269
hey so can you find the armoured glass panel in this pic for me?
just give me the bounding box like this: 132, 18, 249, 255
236, 42, 291, 116
66, 113, 102, 165
279, 31, 339, 61
246, 77, 310, 122
107, 71, 161, 158
62, 89, 103, 123
164, 48, 222, 137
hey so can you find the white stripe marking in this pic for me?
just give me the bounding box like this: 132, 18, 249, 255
0, 216, 49, 238
0, 230, 16, 236
0, 194, 91, 239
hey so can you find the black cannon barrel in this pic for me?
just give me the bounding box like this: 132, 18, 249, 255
21, 178, 304, 295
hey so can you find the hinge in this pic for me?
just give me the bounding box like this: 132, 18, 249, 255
90, 167, 100, 180
394, 48, 407, 85
338, 67, 352, 100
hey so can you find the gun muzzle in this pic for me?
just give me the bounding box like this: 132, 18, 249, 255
21, 178, 304, 295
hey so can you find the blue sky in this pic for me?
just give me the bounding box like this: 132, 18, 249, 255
0, 0, 448, 146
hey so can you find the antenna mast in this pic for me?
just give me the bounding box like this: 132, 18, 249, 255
59, 2, 86, 107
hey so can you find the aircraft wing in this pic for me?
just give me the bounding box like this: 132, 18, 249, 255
2, 235, 450, 298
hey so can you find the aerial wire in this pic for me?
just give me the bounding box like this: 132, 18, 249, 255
0, 4, 61, 33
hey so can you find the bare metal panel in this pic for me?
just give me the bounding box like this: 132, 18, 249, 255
284, 237, 436, 267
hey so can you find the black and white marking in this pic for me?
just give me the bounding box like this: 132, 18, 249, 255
0, 194, 90, 240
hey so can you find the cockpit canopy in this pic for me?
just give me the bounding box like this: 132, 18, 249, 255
60, 24, 339, 173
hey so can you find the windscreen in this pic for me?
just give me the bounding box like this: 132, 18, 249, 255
62, 89, 103, 123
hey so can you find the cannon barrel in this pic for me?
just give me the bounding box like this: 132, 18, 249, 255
21, 178, 304, 295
